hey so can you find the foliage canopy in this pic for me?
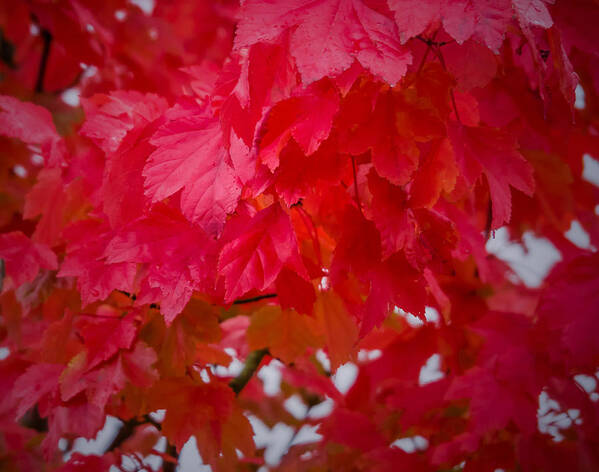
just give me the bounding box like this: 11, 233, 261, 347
0, 0, 598, 471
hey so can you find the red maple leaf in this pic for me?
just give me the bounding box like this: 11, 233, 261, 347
389, 0, 515, 52
235, 0, 412, 85
448, 123, 535, 228
148, 376, 255, 466
0, 95, 65, 166
1, 1, 598, 470
104, 204, 220, 322
0, 232, 57, 289
218, 203, 307, 302
58, 219, 136, 305
257, 78, 340, 171
143, 101, 241, 236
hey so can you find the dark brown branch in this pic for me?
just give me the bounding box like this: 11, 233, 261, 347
163, 443, 178, 472
105, 415, 161, 452
105, 418, 141, 452
229, 348, 269, 395
0, 29, 16, 68
35, 28, 52, 93
105, 415, 178, 470
484, 197, 493, 240
232, 293, 277, 305
19, 406, 48, 432
118, 290, 276, 308
119, 290, 137, 300
414, 34, 452, 48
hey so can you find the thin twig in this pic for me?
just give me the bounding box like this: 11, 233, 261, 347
484, 198, 493, 240
35, 29, 52, 93
105, 415, 179, 471
448, 88, 461, 123
105, 415, 162, 452
280, 405, 314, 462
163, 443, 177, 472
295, 205, 323, 268
105, 418, 141, 452
402, 32, 440, 89
415, 31, 451, 48
0, 29, 16, 68
118, 290, 276, 308
118, 290, 137, 300
233, 294, 277, 305
416, 41, 433, 76
415, 32, 439, 73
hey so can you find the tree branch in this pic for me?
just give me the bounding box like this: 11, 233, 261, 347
0, 29, 16, 69
484, 197, 493, 241
20, 406, 48, 432
232, 293, 277, 305
105, 415, 178, 470
229, 348, 269, 395
163, 443, 177, 472
105, 418, 141, 452
118, 290, 276, 308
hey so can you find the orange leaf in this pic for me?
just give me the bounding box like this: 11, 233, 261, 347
247, 305, 320, 364
313, 291, 358, 371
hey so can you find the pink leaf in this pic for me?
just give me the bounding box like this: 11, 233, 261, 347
236, 0, 412, 85
144, 102, 241, 236
0, 95, 65, 166
0, 232, 57, 289
448, 123, 535, 229
218, 203, 306, 302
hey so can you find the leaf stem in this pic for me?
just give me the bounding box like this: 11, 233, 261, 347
407, 31, 440, 84
351, 155, 364, 217
35, 28, 52, 93
434, 45, 461, 123
0, 258, 4, 292
295, 205, 323, 268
